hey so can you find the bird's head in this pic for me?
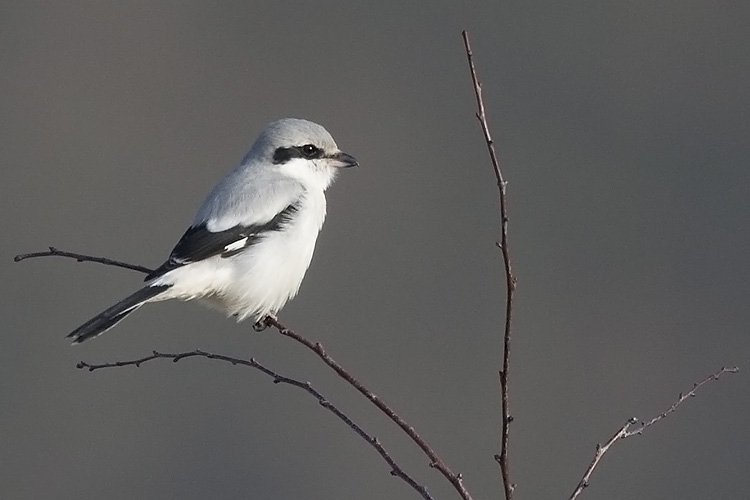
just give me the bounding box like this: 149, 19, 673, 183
244, 118, 358, 190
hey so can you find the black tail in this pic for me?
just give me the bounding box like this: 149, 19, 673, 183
67, 285, 171, 344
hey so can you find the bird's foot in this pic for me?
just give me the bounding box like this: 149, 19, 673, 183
253, 314, 277, 332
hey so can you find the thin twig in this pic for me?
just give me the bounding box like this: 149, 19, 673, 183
462, 30, 516, 500
569, 366, 739, 500
14, 246, 154, 274
265, 317, 474, 500
568, 419, 636, 500
623, 366, 740, 437
78, 350, 435, 500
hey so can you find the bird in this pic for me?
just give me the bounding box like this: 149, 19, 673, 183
67, 118, 357, 344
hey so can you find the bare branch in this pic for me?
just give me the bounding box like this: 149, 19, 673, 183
78, 349, 435, 500
623, 366, 740, 437
569, 366, 739, 500
462, 30, 516, 500
568, 419, 636, 500
14, 246, 154, 275
265, 317, 475, 500
19, 246, 469, 499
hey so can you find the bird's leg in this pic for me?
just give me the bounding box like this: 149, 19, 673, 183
253, 314, 276, 332
252, 320, 267, 332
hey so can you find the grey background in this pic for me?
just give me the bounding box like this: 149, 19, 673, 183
2, 2, 748, 499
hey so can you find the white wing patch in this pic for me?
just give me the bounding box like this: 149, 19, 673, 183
224, 237, 249, 253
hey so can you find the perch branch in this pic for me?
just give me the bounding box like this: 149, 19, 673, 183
462, 30, 516, 500
78, 350, 435, 500
569, 366, 739, 500
265, 317, 474, 500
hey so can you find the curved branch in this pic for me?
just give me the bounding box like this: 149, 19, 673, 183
569, 366, 739, 500
17, 246, 470, 499
14, 246, 154, 274
462, 30, 516, 500
265, 317, 473, 500
78, 350, 435, 500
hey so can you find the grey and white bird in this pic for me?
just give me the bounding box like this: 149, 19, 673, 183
67, 118, 357, 344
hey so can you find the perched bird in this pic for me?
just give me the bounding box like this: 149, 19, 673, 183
68, 118, 357, 344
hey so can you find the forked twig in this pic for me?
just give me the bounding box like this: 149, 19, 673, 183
462, 30, 517, 500
569, 366, 739, 500
78, 350, 434, 500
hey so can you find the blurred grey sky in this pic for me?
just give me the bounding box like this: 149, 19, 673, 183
2, 2, 748, 499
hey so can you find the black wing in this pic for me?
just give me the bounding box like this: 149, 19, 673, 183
145, 202, 299, 281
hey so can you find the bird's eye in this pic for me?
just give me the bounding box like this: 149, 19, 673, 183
300, 144, 319, 158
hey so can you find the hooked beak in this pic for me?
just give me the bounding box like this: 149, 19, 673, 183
328, 151, 359, 168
